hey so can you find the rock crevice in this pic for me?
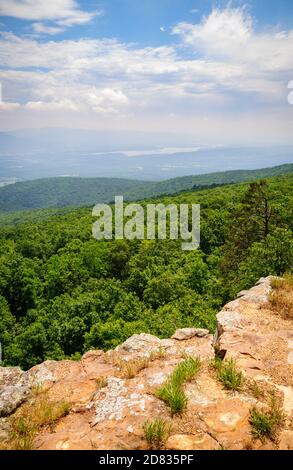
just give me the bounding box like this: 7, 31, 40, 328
1, 277, 293, 450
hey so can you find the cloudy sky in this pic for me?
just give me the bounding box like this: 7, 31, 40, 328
0, 0, 293, 145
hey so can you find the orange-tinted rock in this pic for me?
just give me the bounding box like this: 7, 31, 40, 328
166, 433, 220, 450
279, 430, 293, 450
200, 397, 251, 449
2, 277, 293, 451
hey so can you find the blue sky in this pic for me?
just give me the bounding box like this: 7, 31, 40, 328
2, 1, 293, 44
0, 1, 293, 145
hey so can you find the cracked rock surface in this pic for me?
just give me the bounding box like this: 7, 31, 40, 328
1, 277, 293, 450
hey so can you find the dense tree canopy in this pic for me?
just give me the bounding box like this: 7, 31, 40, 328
0, 174, 292, 369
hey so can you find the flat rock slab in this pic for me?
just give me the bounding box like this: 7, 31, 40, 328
172, 328, 209, 340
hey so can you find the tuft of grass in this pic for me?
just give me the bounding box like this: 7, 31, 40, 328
118, 348, 167, 379
215, 358, 244, 391
210, 356, 223, 371
31, 383, 46, 397
120, 357, 150, 379
143, 418, 172, 448
247, 380, 265, 400
269, 274, 293, 320
172, 356, 201, 386
156, 383, 188, 415
115, 347, 167, 379
96, 376, 108, 389
156, 356, 201, 415
249, 393, 284, 441
149, 347, 166, 361
34, 400, 70, 427
270, 278, 284, 290
8, 398, 70, 450
10, 416, 37, 450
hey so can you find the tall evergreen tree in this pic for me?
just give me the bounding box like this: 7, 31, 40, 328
221, 180, 272, 272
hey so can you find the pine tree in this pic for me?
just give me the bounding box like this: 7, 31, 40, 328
221, 180, 272, 272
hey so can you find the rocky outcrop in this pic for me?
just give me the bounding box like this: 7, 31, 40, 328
214, 277, 293, 381
0, 367, 31, 417
1, 277, 293, 450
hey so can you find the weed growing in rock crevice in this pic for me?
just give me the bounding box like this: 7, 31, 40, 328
9, 397, 70, 450
143, 418, 172, 448
155, 356, 201, 415
249, 393, 285, 441
212, 358, 244, 391
269, 274, 293, 320
95, 376, 108, 389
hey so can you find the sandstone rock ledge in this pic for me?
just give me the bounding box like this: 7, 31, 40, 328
1, 277, 293, 450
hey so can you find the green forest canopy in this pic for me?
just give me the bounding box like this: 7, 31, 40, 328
0, 173, 292, 369
0, 163, 292, 213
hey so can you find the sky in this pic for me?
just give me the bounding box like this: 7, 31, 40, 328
0, 0, 293, 145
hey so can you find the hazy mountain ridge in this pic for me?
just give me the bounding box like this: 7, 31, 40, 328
0, 164, 292, 213
1, 130, 293, 181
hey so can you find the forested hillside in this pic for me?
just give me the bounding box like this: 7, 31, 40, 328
0, 174, 292, 370
0, 163, 292, 213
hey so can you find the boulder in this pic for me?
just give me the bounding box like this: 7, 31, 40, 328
0, 384, 31, 417
0, 366, 31, 417
116, 333, 162, 355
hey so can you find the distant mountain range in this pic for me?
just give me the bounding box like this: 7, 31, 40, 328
1, 129, 293, 181
0, 163, 292, 213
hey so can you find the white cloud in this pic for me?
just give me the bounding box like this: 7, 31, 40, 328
0, 63, 129, 115
160, 26, 165, 32
0, 0, 102, 34
32, 22, 65, 35
25, 98, 79, 111
0, 0, 97, 22
174, 7, 252, 50
172, 8, 293, 73
0, 32, 100, 68
0, 7, 293, 143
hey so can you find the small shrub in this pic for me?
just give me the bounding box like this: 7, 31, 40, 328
249, 394, 284, 441
217, 359, 244, 391
143, 418, 171, 448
